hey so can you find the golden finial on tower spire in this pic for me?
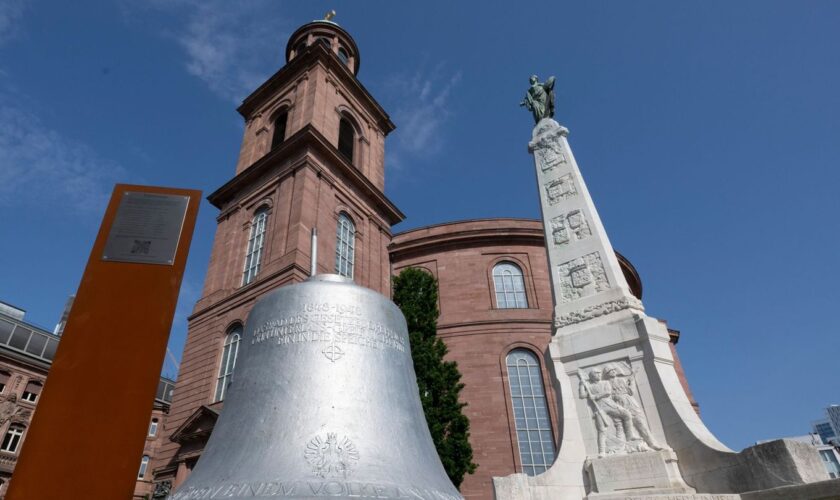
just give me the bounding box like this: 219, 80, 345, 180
324, 10, 336, 21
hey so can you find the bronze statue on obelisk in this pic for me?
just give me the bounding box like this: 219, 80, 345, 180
520, 75, 556, 124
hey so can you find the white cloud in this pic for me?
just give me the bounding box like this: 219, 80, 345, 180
139, 1, 290, 103
0, 88, 127, 214
0, 0, 25, 45
383, 65, 462, 171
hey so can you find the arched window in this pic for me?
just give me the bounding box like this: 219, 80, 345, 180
1, 425, 24, 453
338, 117, 355, 162
271, 111, 288, 150
493, 262, 528, 308
335, 212, 355, 278
148, 418, 158, 437
337, 47, 349, 65
506, 349, 555, 475
214, 325, 242, 402
138, 455, 150, 479
242, 207, 269, 286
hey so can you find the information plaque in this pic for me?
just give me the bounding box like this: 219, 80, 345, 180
101, 191, 189, 265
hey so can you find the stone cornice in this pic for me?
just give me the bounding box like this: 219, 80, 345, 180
0, 451, 17, 473
169, 405, 219, 444
390, 218, 643, 299
0, 347, 52, 372
437, 318, 552, 335
187, 262, 311, 322
206, 124, 404, 225
554, 296, 644, 328
237, 43, 394, 134
389, 219, 545, 260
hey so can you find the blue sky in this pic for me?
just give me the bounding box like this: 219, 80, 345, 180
0, 1, 838, 451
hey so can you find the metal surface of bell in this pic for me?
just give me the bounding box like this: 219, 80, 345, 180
169, 275, 463, 500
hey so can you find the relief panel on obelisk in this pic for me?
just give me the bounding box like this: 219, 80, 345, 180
545, 174, 578, 205
576, 361, 662, 457
550, 210, 591, 247
534, 140, 568, 172
557, 252, 610, 303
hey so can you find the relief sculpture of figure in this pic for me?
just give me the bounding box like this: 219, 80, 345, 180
520, 75, 556, 124
603, 364, 663, 452
0, 394, 19, 425
577, 368, 635, 457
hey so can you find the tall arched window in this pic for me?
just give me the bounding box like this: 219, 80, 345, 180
138, 455, 150, 479
271, 111, 288, 150
214, 325, 242, 402
335, 212, 355, 278
337, 47, 350, 65
338, 117, 355, 162
242, 207, 269, 286
493, 262, 528, 308
506, 349, 555, 475
148, 418, 158, 437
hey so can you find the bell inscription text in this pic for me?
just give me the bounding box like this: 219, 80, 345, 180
251, 302, 406, 355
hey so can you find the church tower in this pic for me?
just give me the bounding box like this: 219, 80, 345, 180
152, 18, 403, 488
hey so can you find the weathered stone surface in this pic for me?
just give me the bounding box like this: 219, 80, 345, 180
590, 493, 739, 500
740, 478, 840, 500
585, 450, 691, 495
732, 439, 831, 491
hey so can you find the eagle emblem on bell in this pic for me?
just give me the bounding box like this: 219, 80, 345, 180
304, 432, 360, 478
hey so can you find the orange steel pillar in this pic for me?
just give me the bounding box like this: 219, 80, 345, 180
7, 184, 200, 499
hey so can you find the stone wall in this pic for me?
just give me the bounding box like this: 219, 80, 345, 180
391, 219, 697, 500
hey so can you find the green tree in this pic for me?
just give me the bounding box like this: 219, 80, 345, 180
392, 267, 477, 487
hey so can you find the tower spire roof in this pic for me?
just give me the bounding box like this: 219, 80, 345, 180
285, 17, 360, 75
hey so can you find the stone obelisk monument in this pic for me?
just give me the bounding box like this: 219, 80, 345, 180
493, 76, 834, 499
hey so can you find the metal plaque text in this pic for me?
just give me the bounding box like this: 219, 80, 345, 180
102, 191, 189, 265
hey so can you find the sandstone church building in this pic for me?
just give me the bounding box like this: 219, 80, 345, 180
151, 19, 698, 499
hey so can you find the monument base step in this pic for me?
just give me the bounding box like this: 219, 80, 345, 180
741, 478, 840, 500
585, 450, 693, 496
586, 494, 739, 500
581, 478, 840, 500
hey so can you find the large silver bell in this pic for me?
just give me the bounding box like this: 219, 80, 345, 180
169, 275, 463, 500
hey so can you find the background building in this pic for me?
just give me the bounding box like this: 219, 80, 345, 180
813, 405, 840, 446
0, 302, 56, 498
51, 295, 74, 337
134, 378, 176, 500
0, 300, 174, 499
151, 19, 699, 499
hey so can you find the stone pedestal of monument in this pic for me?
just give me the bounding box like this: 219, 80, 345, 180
585, 450, 693, 497
492, 118, 837, 500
